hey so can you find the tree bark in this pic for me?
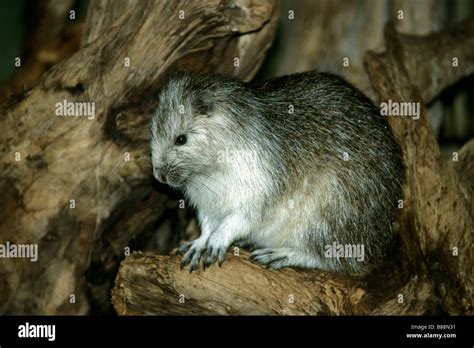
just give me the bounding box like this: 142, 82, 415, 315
0, 0, 278, 315
364, 20, 474, 314
112, 251, 370, 315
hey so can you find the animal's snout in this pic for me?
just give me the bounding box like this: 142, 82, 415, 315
158, 174, 167, 184
153, 167, 167, 184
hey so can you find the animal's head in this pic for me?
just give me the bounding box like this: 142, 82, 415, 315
150, 72, 232, 188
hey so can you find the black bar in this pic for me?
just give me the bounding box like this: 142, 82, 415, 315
0, 315, 472, 345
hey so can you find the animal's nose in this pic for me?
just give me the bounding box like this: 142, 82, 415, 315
158, 174, 167, 183
153, 167, 167, 184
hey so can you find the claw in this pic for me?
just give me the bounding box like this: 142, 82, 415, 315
192, 252, 204, 272
178, 242, 192, 254
206, 247, 214, 258
178, 239, 231, 271
179, 247, 196, 270
217, 250, 226, 267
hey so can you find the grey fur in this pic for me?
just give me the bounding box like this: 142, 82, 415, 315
150, 71, 403, 274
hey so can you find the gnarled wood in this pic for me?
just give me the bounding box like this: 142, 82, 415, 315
365, 20, 473, 314
0, 0, 278, 314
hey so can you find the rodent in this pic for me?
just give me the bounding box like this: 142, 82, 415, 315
150, 71, 403, 274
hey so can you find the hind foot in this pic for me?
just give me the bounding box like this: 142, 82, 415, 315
249, 247, 324, 270
249, 247, 296, 269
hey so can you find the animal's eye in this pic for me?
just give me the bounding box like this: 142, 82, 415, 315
175, 134, 187, 146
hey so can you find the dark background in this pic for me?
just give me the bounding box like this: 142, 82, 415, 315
0, 0, 473, 156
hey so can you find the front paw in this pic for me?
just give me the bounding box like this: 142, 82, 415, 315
178, 238, 208, 273
201, 236, 229, 270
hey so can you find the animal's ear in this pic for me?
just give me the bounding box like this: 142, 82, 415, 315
195, 90, 214, 116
